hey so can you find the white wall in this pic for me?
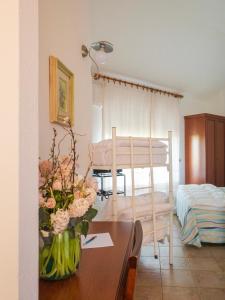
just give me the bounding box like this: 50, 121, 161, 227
39, 0, 93, 173
19, 0, 39, 299
0, 1, 38, 300
205, 88, 225, 116
0, 2, 19, 298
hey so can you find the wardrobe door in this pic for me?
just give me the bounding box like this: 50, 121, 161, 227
185, 117, 206, 184
206, 119, 215, 184
215, 120, 225, 186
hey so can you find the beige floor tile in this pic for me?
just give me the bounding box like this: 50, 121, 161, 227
159, 246, 189, 257
159, 238, 184, 247
185, 246, 213, 258
174, 238, 184, 246
141, 245, 158, 257
138, 256, 160, 272
136, 271, 162, 287
134, 286, 163, 300
188, 257, 221, 271
210, 246, 225, 259
158, 240, 169, 247
139, 215, 225, 299
216, 259, 225, 272
161, 269, 196, 287
160, 257, 190, 270
198, 288, 225, 300
163, 287, 200, 300
192, 270, 225, 288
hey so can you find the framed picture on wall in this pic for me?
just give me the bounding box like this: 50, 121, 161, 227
49, 56, 74, 125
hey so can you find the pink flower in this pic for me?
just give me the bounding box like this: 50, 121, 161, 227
74, 190, 82, 199
68, 198, 89, 218
85, 188, 97, 205
50, 209, 70, 234
39, 176, 46, 187
52, 180, 62, 191
46, 197, 56, 209
39, 195, 46, 207
39, 160, 52, 177
86, 177, 98, 192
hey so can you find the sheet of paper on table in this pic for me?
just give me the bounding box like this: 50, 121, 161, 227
81, 232, 114, 249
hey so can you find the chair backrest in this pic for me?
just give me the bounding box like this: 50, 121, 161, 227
124, 220, 143, 300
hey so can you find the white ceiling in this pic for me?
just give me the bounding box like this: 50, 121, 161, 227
90, 0, 225, 97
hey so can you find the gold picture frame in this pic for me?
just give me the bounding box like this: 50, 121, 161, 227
49, 56, 74, 125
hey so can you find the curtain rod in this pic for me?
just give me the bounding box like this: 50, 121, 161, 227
94, 73, 183, 99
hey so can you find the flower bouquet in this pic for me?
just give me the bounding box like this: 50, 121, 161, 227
39, 122, 98, 280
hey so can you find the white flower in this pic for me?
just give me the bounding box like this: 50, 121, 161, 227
40, 230, 49, 238
52, 180, 62, 191
68, 198, 89, 218
86, 177, 98, 192
74, 175, 84, 186
85, 187, 97, 205
50, 209, 70, 235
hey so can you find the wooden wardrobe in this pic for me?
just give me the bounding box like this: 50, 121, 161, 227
185, 113, 225, 186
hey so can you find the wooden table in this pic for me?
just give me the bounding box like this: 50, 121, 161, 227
39, 221, 134, 300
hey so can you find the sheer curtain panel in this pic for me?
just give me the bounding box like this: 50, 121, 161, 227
93, 80, 180, 192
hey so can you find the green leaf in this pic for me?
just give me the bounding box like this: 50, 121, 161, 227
83, 208, 98, 222
39, 208, 50, 225
81, 221, 89, 237
53, 191, 62, 202
75, 222, 82, 234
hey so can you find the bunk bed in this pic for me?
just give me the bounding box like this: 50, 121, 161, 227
91, 127, 174, 264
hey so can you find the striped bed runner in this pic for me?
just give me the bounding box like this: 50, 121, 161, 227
181, 207, 225, 247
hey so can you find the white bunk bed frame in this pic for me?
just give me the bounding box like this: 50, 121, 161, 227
92, 127, 174, 264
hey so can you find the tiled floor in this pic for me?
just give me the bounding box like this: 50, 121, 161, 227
134, 216, 225, 300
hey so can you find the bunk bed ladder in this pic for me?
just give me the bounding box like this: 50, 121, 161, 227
130, 136, 136, 222
112, 127, 118, 221
149, 137, 158, 259
168, 130, 173, 265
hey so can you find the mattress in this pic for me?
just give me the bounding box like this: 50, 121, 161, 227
176, 184, 225, 247
91, 139, 167, 167
96, 192, 171, 243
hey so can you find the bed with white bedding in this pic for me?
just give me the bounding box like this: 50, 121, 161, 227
96, 192, 171, 244
90, 138, 167, 167
176, 184, 225, 247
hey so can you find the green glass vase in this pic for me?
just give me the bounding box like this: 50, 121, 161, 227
39, 230, 81, 280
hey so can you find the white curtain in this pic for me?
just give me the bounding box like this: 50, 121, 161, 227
93, 80, 180, 193
102, 82, 151, 138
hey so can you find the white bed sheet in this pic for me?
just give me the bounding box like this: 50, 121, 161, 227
96, 192, 170, 243
176, 184, 225, 226
91, 145, 167, 166
94, 138, 167, 149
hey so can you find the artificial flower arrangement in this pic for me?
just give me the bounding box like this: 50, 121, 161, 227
39, 121, 98, 280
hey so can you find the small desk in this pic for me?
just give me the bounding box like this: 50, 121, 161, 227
39, 222, 134, 300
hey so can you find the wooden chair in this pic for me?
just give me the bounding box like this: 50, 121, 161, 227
124, 220, 143, 300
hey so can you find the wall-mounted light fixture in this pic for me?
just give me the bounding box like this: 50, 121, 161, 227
81, 41, 113, 79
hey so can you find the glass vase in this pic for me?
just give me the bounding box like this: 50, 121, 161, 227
39, 230, 81, 280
